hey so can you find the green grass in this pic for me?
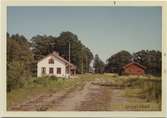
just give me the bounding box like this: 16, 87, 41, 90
7, 76, 89, 109
7, 73, 161, 110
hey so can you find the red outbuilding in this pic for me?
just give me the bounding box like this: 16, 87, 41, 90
122, 62, 145, 75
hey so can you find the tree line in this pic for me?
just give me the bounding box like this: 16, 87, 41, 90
7, 31, 161, 91
7, 32, 93, 91
93, 50, 161, 76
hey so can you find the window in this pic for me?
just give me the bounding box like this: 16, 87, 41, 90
48, 58, 54, 64
49, 68, 54, 74
41, 67, 46, 74
57, 68, 61, 74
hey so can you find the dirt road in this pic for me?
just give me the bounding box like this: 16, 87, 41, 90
9, 79, 160, 111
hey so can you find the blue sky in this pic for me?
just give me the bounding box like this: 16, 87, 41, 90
7, 7, 161, 62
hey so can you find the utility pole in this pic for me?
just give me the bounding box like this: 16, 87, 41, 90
81, 47, 84, 74
68, 42, 71, 79
85, 55, 87, 73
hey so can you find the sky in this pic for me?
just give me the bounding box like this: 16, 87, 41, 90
7, 7, 161, 62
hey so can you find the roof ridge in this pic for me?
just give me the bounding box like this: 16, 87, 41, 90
52, 52, 76, 68
123, 62, 145, 69
38, 51, 76, 68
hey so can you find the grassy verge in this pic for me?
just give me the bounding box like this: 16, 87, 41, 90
7, 75, 94, 109
7, 73, 161, 110
122, 76, 161, 102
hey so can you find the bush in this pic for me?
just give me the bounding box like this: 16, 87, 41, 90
49, 75, 58, 81
33, 76, 48, 86
7, 61, 30, 92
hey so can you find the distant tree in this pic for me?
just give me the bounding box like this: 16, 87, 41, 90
31, 35, 55, 60
105, 50, 132, 73
11, 33, 31, 47
7, 32, 93, 91
93, 54, 105, 73
7, 33, 34, 91
133, 50, 161, 76
31, 31, 93, 73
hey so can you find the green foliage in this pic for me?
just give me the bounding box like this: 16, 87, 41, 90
33, 77, 48, 86
105, 50, 161, 76
49, 75, 59, 81
123, 76, 161, 102
7, 32, 93, 92
7, 74, 161, 111
105, 50, 132, 73
133, 50, 161, 76
7, 31, 161, 94
93, 54, 105, 73
7, 33, 34, 92
7, 61, 29, 91
31, 32, 93, 73
7, 75, 92, 108
33, 76, 60, 86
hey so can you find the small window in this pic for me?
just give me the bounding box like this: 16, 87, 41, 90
49, 68, 54, 74
48, 58, 54, 64
41, 67, 46, 74
57, 68, 61, 74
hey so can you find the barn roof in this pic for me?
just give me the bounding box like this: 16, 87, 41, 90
38, 51, 76, 69
123, 62, 146, 69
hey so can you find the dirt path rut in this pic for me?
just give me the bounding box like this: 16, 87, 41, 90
9, 79, 153, 111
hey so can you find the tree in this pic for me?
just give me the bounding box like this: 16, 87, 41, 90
7, 33, 34, 91
31, 35, 55, 60
133, 50, 161, 76
93, 54, 105, 73
105, 50, 132, 73
31, 31, 93, 73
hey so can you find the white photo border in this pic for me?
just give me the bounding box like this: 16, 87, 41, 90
0, 0, 166, 117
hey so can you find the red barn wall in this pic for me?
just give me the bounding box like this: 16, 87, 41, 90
123, 64, 144, 75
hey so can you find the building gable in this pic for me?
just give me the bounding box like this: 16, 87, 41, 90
123, 62, 145, 70
38, 54, 66, 66
37, 52, 76, 69
122, 62, 145, 75
37, 51, 77, 78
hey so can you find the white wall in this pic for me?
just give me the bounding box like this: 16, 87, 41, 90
37, 55, 67, 78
